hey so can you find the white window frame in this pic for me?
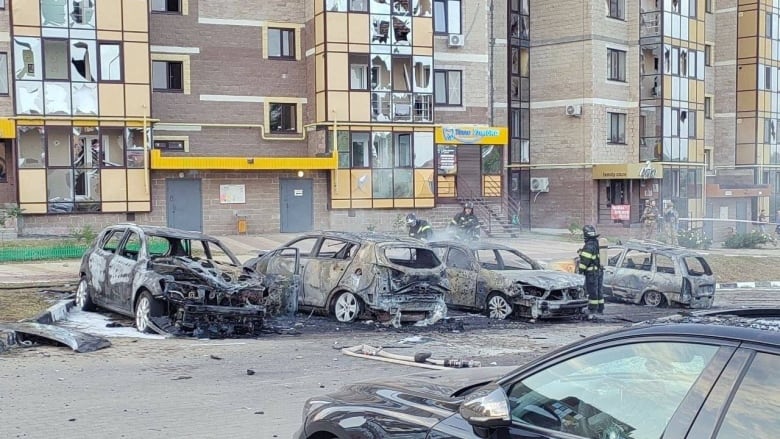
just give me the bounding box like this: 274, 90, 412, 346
608, 112, 627, 144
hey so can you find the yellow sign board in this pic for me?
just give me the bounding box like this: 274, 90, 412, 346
592, 162, 664, 180
435, 125, 508, 145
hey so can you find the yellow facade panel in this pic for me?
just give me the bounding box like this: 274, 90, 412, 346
326, 13, 349, 43
351, 170, 372, 199
348, 44, 370, 53
332, 170, 351, 199
393, 199, 414, 208
128, 201, 151, 212
97, 0, 123, 30
415, 198, 434, 208
736, 118, 757, 144
150, 149, 337, 170
663, 76, 672, 100
315, 0, 323, 14
483, 175, 501, 197
329, 91, 350, 121
737, 37, 758, 59
350, 92, 371, 122
101, 169, 128, 202
327, 52, 349, 90
19, 203, 47, 214
123, 0, 149, 33
99, 84, 126, 117
736, 144, 756, 165
437, 175, 456, 197
316, 14, 325, 46
351, 199, 372, 209
100, 121, 126, 127
412, 17, 433, 47
373, 199, 393, 208
12, 26, 41, 36
697, 81, 704, 103
127, 169, 150, 202
331, 199, 350, 209
18, 170, 47, 203
736, 91, 757, 112
738, 10, 758, 38
317, 91, 327, 121
125, 84, 151, 118
124, 31, 149, 42
316, 53, 325, 93
45, 120, 71, 126
102, 202, 128, 212
125, 43, 151, 84
0, 119, 16, 138
737, 63, 757, 91
327, 43, 349, 52
12, 1, 40, 27
697, 111, 704, 139
348, 14, 369, 45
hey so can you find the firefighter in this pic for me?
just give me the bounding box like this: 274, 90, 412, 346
450, 202, 480, 240
578, 224, 604, 318
405, 213, 433, 240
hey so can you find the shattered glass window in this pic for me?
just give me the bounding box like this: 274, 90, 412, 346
101, 230, 124, 253
317, 239, 352, 259
119, 232, 142, 260
287, 237, 318, 257
655, 255, 675, 274
446, 248, 472, 270
621, 250, 653, 271
384, 246, 440, 268
507, 342, 719, 439
683, 257, 712, 276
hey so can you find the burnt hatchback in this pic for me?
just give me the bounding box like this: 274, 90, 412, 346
603, 240, 716, 308
245, 232, 449, 324
430, 241, 587, 320
76, 224, 272, 337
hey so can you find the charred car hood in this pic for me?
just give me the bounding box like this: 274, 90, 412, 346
150, 257, 265, 292
500, 269, 584, 290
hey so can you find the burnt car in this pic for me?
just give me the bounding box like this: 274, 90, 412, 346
76, 224, 274, 337
603, 240, 716, 308
244, 232, 449, 324
297, 308, 780, 439
429, 241, 587, 320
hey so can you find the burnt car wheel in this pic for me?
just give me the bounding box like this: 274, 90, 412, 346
135, 291, 164, 333
333, 291, 362, 323
486, 292, 513, 319
75, 277, 96, 311
642, 290, 666, 307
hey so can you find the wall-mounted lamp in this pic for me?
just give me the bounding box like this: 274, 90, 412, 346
178, 172, 185, 178
297, 170, 304, 178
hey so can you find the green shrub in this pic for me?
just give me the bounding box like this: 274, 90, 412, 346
567, 221, 583, 241
723, 230, 774, 249
70, 225, 97, 244
677, 228, 712, 250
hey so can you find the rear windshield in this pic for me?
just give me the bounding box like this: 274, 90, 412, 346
383, 247, 441, 269
683, 256, 712, 276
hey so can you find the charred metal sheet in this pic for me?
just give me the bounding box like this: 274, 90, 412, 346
0, 322, 111, 353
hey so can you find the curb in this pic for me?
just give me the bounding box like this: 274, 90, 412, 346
717, 281, 780, 290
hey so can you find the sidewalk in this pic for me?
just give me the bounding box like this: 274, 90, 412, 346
0, 230, 777, 290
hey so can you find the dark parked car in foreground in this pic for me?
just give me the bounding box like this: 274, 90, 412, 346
296, 308, 780, 438
76, 224, 274, 337
430, 241, 587, 319
603, 240, 716, 308
245, 232, 449, 324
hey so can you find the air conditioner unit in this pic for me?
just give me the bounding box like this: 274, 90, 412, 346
565, 104, 582, 117
530, 177, 550, 193
447, 34, 465, 47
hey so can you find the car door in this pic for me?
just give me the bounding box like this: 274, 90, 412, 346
608, 249, 654, 303
283, 237, 323, 307
107, 230, 143, 312
600, 246, 624, 299
86, 228, 126, 306
501, 339, 734, 439
442, 246, 479, 308
311, 238, 356, 307
257, 247, 301, 315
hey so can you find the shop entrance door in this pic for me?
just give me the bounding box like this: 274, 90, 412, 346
456, 145, 482, 198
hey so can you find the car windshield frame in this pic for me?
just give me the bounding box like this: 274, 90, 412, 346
379, 243, 442, 269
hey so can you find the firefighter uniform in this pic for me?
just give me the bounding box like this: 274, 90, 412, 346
408, 220, 433, 240
578, 225, 604, 314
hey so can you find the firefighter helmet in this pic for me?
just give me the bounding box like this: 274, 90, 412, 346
582, 224, 599, 238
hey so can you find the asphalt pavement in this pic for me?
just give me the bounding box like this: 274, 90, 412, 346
0, 229, 777, 290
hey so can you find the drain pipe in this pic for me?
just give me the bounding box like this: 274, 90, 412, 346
488, 0, 495, 126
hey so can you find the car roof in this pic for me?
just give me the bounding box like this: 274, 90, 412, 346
109, 223, 218, 241
430, 240, 517, 252
306, 231, 426, 245
612, 239, 705, 257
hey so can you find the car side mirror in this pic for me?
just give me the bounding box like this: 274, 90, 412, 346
459, 383, 512, 438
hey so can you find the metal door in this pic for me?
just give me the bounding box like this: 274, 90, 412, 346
456, 145, 482, 197
166, 179, 202, 232
280, 178, 313, 233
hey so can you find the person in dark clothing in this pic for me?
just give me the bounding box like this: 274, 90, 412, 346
450, 202, 480, 239
578, 224, 604, 318
405, 213, 433, 240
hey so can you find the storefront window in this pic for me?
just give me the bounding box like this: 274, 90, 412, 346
393, 169, 413, 197
373, 169, 393, 198
18, 126, 45, 168
125, 128, 146, 168
372, 132, 392, 168
482, 146, 502, 174
351, 132, 371, 168
413, 132, 433, 167
335, 132, 350, 169
395, 133, 412, 167
46, 126, 71, 167
437, 145, 457, 175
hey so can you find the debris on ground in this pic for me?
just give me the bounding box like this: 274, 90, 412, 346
0, 322, 111, 353
341, 344, 481, 370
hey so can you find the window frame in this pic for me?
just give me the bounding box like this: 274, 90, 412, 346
433, 0, 462, 35
268, 102, 298, 133
0, 52, 8, 96
151, 0, 182, 14
349, 54, 369, 90
607, 112, 627, 144
433, 69, 462, 106
267, 27, 296, 60
607, 48, 627, 82
704, 96, 712, 119
607, 0, 625, 20
42, 38, 71, 82
98, 41, 123, 83
152, 60, 184, 92
704, 44, 712, 66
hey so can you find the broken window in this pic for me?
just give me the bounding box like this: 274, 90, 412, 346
621, 250, 653, 271
394, 169, 413, 197
41, 0, 68, 27
413, 0, 432, 16
119, 232, 141, 260
392, 16, 412, 45
446, 248, 472, 269
70, 40, 96, 82
269, 103, 297, 132
152, 60, 183, 91
393, 93, 412, 121
371, 0, 391, 14
393, 0, 410, 14
71, 83, 98, 115
16, 82, 44, 115
326, 0, 347, 11
371, 92, 392, 121
125, 128, 146, 168
18, 126, 45, 168
70, 0, 96, 28
317, 239, 352, 258
372, 131, 392, 168
101, 230, 125, 252
414, 94, 432, 122
371, 15, 391, 44
100, 128, 124, 167
395, 133, 412, 167
655, 255, 675, 274
372, 169, 393, 198
73, 127, 100, 168
46, 126, 71, 167
384, 247, 441, 269
349, 54, 369, 90
683, 257, 712, 276
0, 53, 7, 95
14, 38, 42, 81
351, 132, 371, 168
268, 28, 295, 59
99, 43, 122, 81
44, 39, 69, 80
371, 55, 392, 91
433, 69, 461, 106
45, 83, 71, 115
413, 132, 433, 168
413, 56, 431, 92
287, 237, 319, 257
151, 0, 181, 13
47, 169, 74, 209
350, 0, 367, 12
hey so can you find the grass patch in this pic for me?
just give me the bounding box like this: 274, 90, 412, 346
705, 255, 780, 283
0, 289, 58, 322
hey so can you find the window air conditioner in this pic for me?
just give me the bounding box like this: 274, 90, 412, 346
565, 104, 582, 117
447, 34, 465, 47
530, 177, 550, 192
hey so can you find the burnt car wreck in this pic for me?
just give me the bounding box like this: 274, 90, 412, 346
77, 224, 293, 338
431, 241, 588, 320
246, 232, 449, 325
603, 240, 716, 308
